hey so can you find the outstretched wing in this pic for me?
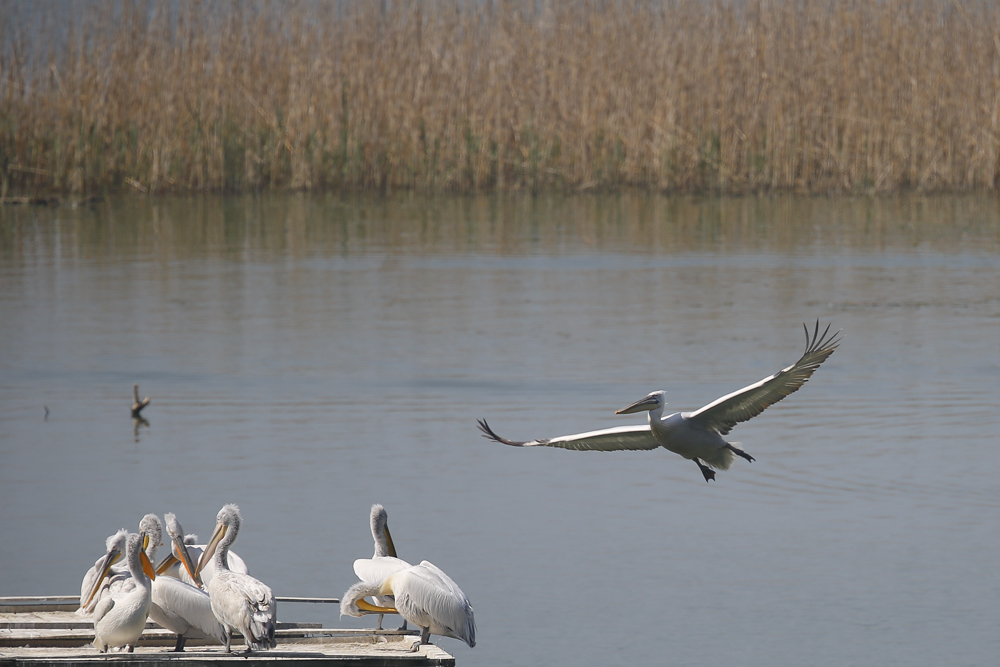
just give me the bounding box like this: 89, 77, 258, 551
478, 419, 659, 452
688, 320, 841, 435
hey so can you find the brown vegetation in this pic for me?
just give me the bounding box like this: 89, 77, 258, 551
3, 0, 1000, 195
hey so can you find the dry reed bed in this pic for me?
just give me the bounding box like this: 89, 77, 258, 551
3, 0, 1000, 195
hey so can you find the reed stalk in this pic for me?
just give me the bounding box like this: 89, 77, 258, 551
3, 0, 1000, 195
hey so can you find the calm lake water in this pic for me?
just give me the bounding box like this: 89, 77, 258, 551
1, 193, 999, 666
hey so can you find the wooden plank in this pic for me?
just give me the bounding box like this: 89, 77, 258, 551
0, 599, 454, 666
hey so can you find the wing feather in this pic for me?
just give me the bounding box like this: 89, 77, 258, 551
354, 556, 412, 586
150, 576, 226, 643
688, 320, 841, 435
400, 562, 475, 648
478, 419, 659, 452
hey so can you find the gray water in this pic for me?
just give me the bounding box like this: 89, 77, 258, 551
1, 193, 999, 667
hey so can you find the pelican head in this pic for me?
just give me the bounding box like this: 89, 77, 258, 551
81, 529, 128, 609
341, 579, 396, 617
196, 504, 241, 576
370, 504, 397, 558
138, 514, 163, 562
135, 531, 157, 581
616, 390, 667, 415
160, 512, 203, 585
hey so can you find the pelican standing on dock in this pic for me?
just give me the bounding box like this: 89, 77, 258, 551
79, 529, 129, 614
479, 320, 841, 482
353, 504, 412, 631
342, 560, 476, 649
80, 514, 162, 614
92, 532, 155, 653
143, 514, 226, 651
201, 504, 276, 652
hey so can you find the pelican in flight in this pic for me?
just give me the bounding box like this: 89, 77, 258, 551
201, 504, 276, 652
92, 532, 155, 652
479, 321, 841, 482
141, 514, 226, 651
353, 504, 412, 631
341, 560, 476, 649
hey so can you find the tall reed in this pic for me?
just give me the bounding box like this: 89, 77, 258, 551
3, 0, 1000, 195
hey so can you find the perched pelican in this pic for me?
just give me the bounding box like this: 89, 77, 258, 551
479, 320, 841, 482
142, 514, 226, 651
202, 504, 276, 652
341, 560, 476, 649
93, 532, 155, 653
155, 513, 248, 588
81, 515, 162, 614
79, 529, 129, 615
353, 504, 412, 631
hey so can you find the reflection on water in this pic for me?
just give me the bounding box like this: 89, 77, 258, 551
1, 193, 999, 667
3, 193, 1000, 260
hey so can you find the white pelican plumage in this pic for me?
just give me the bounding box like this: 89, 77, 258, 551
79, 529, 129, 615
479, 320, 841, 482
92, 532, 155, 652
142, 514, 226, 652
341, 560, 476, 649
201, 504, 276, 652
81, 514, 162, 614
155, 513, 248, 588
353, 504, 412, 631
155, 513, 202, 585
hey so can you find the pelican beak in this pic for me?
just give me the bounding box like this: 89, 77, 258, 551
356, 598, 398, 615
196, 522, 226, 577
171, 532, 203, 587
155, 552, 178, 576
616, 395, 660, 415
384, 524, 398, 559
141, 549, 157, 581
82, 547, 122, 609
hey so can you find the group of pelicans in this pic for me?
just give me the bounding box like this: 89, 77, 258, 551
80, 321, 840, 655
78, 504, 476, 654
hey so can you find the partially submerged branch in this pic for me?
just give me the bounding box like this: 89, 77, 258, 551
131, 384, 150, 418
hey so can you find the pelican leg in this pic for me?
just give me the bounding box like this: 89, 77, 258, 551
725, 444, 755, 463
694, 459, 716, 482
375, 613, 384, 630
222, 627, 231, 653
397, 619, 408, 632
172, 635, 186, 652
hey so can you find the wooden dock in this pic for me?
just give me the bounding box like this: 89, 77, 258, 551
0, 597, 454, 667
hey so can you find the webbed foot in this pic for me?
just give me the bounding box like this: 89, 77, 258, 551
695, 459, 716, 482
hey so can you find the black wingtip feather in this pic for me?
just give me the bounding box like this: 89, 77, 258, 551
477, 419, 528, 447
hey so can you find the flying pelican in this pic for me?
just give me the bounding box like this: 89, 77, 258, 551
155, 513, 248, 588
92, 532, 155, 653
141, 514, 226, 652
341, 560, 476, 649
479, 320, 841, 482
201, 504, 276, 652
79, 529, 129, 615
353, 504, 412, 631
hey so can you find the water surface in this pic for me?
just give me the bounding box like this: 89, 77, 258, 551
1, 193, 999, 667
